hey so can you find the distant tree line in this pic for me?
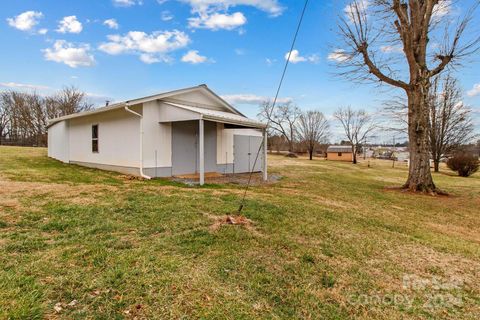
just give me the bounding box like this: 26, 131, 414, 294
0, 87, 93, 147
258, 102, 330, 160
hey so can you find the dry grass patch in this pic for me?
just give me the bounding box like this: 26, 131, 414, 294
1, 148, 479, 319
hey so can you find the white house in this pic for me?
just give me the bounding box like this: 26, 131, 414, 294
47, 85, 267, 185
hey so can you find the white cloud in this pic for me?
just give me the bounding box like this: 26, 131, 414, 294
327, 49, 351, 63
38, 28, 48, 35
380, 45, 403, 53
181, 50, 209, 64
103, 18, 119, 29
113, 0, 143, 6
284, 50, 319, 64
180, 0, 282, 32
7, 11, 43, 31
188, 11, 246, 30
98, 30, 190, 63
0, 82, 51, 90
221, 94, 292, 105
467, 83, 480, 97
57, 16, 83, 34
43, 40, 95, 68
138, 53, 173, 64
161, 10, 174, 21
179, 0, 284, 17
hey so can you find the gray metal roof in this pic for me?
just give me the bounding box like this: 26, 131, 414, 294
327, 146, 353, 153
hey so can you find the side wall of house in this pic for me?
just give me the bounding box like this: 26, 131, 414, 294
142, 101, 172, 176
48, 120, 70, 163
67, 108, 141, 174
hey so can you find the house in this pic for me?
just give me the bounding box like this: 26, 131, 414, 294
326, 145, 353, 161
47, 85, 267, 185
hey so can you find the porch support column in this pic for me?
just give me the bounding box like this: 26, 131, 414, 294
199, 118, 205, 186
263, 128, 268, 181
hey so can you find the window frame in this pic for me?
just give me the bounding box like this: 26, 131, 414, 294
92, 124, 99, 153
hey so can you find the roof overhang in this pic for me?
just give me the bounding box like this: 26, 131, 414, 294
160, 102, 266, 129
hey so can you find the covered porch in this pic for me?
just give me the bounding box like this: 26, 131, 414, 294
158, 102, 267, 185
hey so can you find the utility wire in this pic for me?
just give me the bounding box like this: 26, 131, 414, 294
238, 0, 310, 213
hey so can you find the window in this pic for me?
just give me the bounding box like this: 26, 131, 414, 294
92, 124, 99, 153
338, 152, 342, 156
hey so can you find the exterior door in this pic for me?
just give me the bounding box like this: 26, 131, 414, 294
171, 121, 217, 175
172, 121, 198, 175
234, 135, 263, 173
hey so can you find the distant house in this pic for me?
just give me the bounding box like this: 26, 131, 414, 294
326, 146, 353, 162
47, 85, 267, 185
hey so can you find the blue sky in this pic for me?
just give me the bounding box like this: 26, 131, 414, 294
1, 0, 479, 143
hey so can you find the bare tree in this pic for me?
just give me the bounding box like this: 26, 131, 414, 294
429, 74, 476, 172
51, 86, 94, 118
0, 92, 11, 144
334, 0, 479, 192
380, 95, 408, 134
334, 106, 375, 164
258, 101, 300, 153
297, 110, 329, 160
0, 86, 94, 146
382, 74, 477, 172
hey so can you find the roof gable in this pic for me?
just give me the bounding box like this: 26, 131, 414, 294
127, 85, 244, 116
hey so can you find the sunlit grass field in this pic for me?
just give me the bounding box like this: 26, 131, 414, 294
0, 146, 479, 319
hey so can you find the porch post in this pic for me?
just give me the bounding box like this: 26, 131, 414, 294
199, 118, 205, 186
263, 128, 268, 181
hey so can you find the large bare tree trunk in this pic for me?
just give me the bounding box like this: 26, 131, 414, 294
335, 0, 479, 193
404, 89, 435, 192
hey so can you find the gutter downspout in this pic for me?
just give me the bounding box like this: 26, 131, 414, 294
124, 106, 151, 180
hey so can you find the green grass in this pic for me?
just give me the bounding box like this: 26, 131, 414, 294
0, 146, 479, 319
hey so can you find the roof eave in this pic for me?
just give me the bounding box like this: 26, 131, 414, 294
202, 115, 266, 129
47, 102, 127, 128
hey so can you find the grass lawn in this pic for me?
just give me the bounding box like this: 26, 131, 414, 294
0, 146, 479, 319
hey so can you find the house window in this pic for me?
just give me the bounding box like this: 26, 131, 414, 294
92, 124, 99, 153
338, 152, 342, 156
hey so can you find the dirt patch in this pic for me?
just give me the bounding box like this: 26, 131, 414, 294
210, 215, 253, 230
119, 175, 146, 181
204, 213, 260, 235
383, 186, 451, 197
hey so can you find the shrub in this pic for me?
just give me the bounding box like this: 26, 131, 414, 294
285, 152, 298, 158
446, 152, 479, 177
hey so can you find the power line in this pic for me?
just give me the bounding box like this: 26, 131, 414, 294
237, 0, 310, 214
